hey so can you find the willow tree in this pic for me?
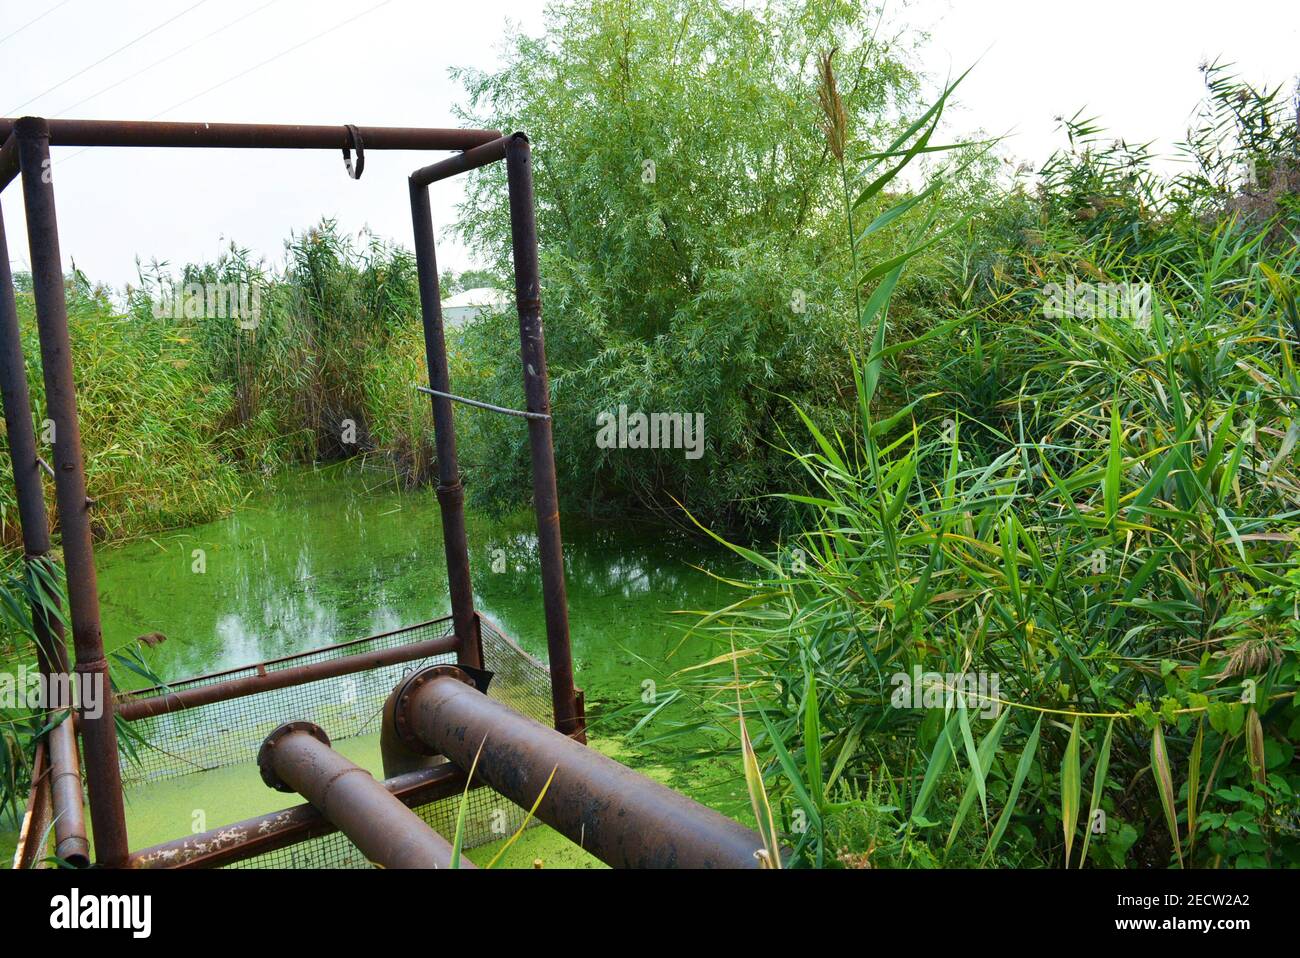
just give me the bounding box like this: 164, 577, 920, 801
450, 0, 921, 531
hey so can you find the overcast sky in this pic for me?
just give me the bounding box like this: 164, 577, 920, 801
1, 0, 1296, 291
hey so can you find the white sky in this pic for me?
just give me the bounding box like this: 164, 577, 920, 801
1, 0, 1296, 290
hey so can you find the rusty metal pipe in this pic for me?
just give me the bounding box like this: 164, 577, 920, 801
116, 631, 457, 721
16, 116, 129, 867
0, 204, 88, 867
11, 740, 51, 870
394, 668, 765, 868
410, 134, 510, 186
129, 764, 470, 869
0, 204, 68, 679
46, 715, 90, 867
257, 722, 470, 869
504, 133, 582, 739
409, 180, 479, 667
0, 118, 500, 151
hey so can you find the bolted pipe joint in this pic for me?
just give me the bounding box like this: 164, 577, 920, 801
257, 721, 332, 792
381, 666, 469, 778
391, 665, 768, 868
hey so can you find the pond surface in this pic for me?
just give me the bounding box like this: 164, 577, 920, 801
5, 466, 753, 867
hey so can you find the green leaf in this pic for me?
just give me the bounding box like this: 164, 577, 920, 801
1062, 717, 1082, 867
1187, 719, 1204, 860
803, 671, 825, 810
946, 709, 1010, 850
450, 736, 486, 869
1150, 723, 1185, 868
986, 715, 1043, 861
956, 694, 988, 819
912, 710, 959, 824
1078, 718, 1115, 867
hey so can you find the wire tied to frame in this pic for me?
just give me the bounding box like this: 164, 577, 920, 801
342, 123, 364, 179
415, 385, 550, 421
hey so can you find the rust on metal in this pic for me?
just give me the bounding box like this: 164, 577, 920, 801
0, 118, 501, 152
410, 178, 480, 668
410, 133, 511, 187
116, 630, 458, 721
257, 721, 471, 869
391, 666, 766, 869
4, 112, 620, 867
16, 115, 129, 867
129, 764, 470, 869
504, 133, 584, 739
0, 207, 68, 680
1, 172, 90, 870
0, 134, 17, 191
46, 715, 90, 867
11, 739, 52, 869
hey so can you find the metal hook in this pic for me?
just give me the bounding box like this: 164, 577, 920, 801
342, 124, 365, 179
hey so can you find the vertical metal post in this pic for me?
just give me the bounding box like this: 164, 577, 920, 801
409, 178, 480, 669
0, 203, 90, 867
0, 205, 65, 677
504, 133, 582, 739
15, 116, 129, 866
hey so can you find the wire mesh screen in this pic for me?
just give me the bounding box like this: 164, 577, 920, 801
224, 777, 536, 869
117, 617, 556, 867
116, 619, 460, 787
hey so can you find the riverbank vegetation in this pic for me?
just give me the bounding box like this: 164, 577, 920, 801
1, 0, 1296, 866
690, 56, 1300, 868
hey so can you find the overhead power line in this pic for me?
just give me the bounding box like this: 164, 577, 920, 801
53, 0, 286, 117
51, 0, 397, 168
7, 0, 212, 115
0, 0, 76, 48
150, 0, 395, 121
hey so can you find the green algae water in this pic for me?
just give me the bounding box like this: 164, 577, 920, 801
4, 466, 750, 868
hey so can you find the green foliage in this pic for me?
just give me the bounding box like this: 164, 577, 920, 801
450, 0, 926, 531
691, 64, 1300, 868
133, 222, 430, 479
1, 273, 243, 547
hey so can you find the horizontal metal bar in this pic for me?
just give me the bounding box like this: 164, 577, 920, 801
410, 133, 512, 186
0, 118, 501, 152
121, 616, 453, 698
416, 384, 550, 421
116, 631, 458, 721
128, 764, 472, 869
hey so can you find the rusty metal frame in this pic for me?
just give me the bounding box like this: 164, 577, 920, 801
127, 764, 469, 869
385, 664, 763, 869
408, 131, 583, 740
256, 721, 469, 869
114, 618, 459, 721
0, 115, 584, 867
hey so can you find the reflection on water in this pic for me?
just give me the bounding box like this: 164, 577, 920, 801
94, 466, 741, 719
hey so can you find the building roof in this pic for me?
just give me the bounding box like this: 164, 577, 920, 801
442, 286, 509, 309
